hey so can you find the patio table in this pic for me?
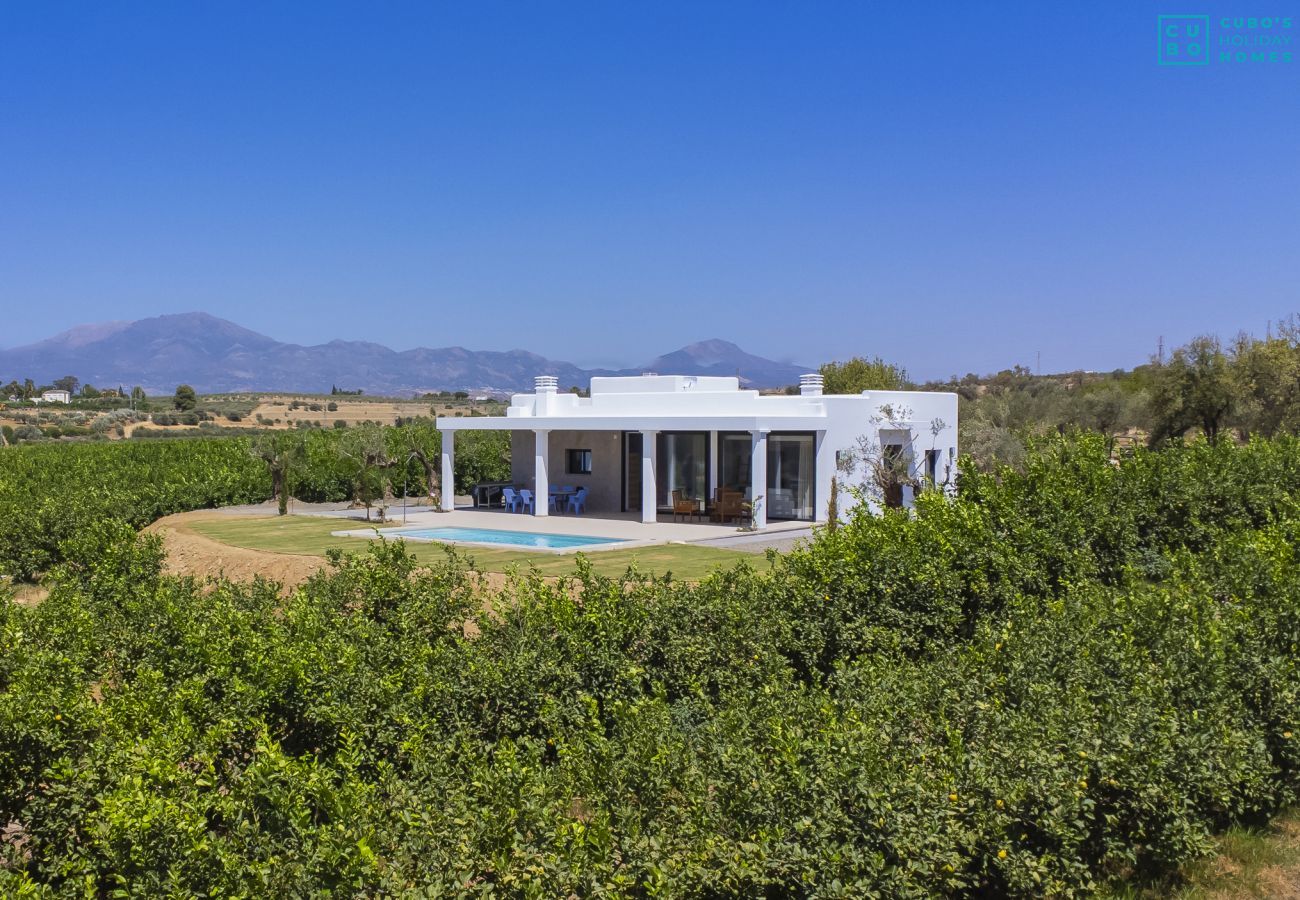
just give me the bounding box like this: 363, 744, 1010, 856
472, 481, 513, 508
549, 487, 577, 513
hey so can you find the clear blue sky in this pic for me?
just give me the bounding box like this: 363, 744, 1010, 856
1, 2, 1296, 379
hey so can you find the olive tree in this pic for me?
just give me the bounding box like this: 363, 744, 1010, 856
396, 417, 443, 507
1229, 328, 1300, 439
339, 424, 394, 520
249, 432, 306, 516
1148, 336, 1233, 444
819, 356, 909, 394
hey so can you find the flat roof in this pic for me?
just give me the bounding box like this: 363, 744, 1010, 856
439, 411, 880, 432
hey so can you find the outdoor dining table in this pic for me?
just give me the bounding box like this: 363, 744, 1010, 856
548, 487, 578, 512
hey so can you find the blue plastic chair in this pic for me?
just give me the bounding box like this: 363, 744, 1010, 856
566, 487, 588, 515
502, 487, 521, 513
548, 492, 559, 513
519, 489, 534, 513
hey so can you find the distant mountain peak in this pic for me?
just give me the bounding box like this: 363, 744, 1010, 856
642, 338, 811, 386
26, 320, 132, 351
0, 313, 812, 395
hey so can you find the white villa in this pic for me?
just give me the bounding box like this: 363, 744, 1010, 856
435, 374, 958, 529
38, 389, 71, 404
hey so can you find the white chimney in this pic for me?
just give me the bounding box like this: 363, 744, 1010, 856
534, 375, 558, 414
799, 373, 824, 396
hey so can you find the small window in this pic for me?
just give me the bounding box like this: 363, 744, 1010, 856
566, 449, 592, 475
924, 449, 939, 485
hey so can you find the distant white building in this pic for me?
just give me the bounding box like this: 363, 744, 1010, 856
436, 374, 958, 528
39, 390, 71, 404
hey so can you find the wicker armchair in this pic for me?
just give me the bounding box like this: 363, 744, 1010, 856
712, 489, 745, 524
672, 489, 699, 522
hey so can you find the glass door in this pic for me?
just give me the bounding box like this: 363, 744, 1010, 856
623, 432, 642, 512
656, 432, 708, 509
719, 432, 752, 496
767, 432, 815, 520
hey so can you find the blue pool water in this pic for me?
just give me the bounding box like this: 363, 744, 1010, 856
384, 526, 626, 550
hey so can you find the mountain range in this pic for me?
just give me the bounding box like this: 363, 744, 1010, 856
0, 313, 813, 395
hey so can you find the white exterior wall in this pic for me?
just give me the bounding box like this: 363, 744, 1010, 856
814, 391, 958, 517
438, 375, 958, 522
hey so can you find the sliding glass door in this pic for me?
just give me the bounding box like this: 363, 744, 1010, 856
718, 431, 815, 521
767, 433, 815, 520
719, 432, 752, 495
623, 432, 642, 512
656, 432, 708, 508
623, 430, 815, 519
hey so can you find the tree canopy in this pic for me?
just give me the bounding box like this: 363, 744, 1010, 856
173, 384, 198, 411
819, 356, 909, 394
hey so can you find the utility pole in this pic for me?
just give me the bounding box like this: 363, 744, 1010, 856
1157, 335, 1164, 365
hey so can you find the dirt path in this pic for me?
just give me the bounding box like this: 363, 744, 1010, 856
146, 511, 331, 589
8, 583, 49, 607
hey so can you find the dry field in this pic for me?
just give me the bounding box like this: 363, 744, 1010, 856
0, 393, 504, 442
249, 395, 501, 427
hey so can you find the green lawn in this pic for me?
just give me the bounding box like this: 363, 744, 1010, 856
188, 515, 777, 580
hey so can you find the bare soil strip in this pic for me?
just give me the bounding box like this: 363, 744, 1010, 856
145, 511, 330, 588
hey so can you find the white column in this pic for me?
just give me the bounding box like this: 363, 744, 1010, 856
440, 430, 455, 511
533, 429, 550, 516
750, 429, 768, 530
640, 430, 657, 524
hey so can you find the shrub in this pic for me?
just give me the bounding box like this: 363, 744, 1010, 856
31, 436, 1300, 891
0, 437, 1298, 894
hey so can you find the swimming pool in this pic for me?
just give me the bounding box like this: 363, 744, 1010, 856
381, 526, 627, 550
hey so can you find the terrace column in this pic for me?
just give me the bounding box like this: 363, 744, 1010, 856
640, 430, 658, 524
750, 429, 768, 530
533, 429, 550, 516
440, 431, 455, 512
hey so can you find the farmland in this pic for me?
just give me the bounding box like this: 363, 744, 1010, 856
0, 391, 504, 446
2, 432, 1299, 894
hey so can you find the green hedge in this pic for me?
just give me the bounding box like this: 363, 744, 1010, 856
0, 435, 1297, 894
0, 428, 512, 580
0, 438, 271, 581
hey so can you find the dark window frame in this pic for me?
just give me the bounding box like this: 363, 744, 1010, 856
767, 430, 817, 522
565, 448, 593, 475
